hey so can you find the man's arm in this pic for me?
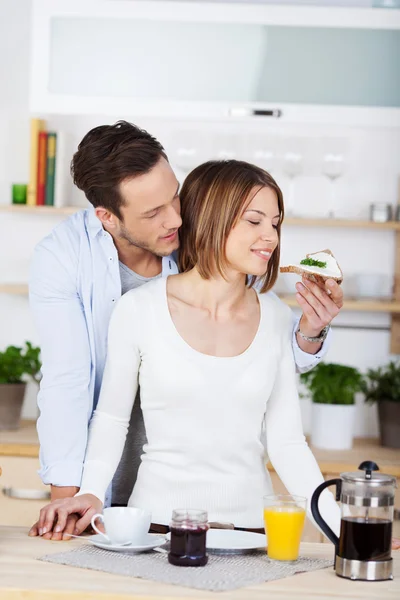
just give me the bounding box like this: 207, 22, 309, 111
29, 241, 92, 537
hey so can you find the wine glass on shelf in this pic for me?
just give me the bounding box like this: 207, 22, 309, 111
282, 139, 304, 217
245, 134, 277, 176
211, 132, 242, 161
321, 138, 347, 219
166, 129, 206, 175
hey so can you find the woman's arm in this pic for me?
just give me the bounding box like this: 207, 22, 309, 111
34, 291, 142, 538
77, 292, 142, 504
264, 311, 341, 538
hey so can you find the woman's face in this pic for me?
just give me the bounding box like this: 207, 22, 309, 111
225, 186, 280, 278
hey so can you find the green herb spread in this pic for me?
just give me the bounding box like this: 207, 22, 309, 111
300, 258, 327, 269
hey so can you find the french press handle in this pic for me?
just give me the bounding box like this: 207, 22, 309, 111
311, 478, 342, 549
311, 461, 380, 550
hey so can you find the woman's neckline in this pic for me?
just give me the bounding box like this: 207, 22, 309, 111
161, 276, 264, 361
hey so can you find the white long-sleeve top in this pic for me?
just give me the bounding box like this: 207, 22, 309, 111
30, 207, 330, 489
79, 277, 340, 532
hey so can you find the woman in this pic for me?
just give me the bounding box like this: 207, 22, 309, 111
37, 160, 341, 537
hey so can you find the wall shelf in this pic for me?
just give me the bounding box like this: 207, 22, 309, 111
0, 284, 29, 295
284, 217, 400, 230
2, 206, 400, 230
1, 283, 400, 314
280, 295, 400, 314
0, 205, 80, 215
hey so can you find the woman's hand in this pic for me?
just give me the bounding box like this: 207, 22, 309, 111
393, 537, 400, 550
295, 276, 343, 338
32, 494, 103, 540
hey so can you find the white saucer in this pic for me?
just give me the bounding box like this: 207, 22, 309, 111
87, 533, 166, 553
166, 529, 266, 554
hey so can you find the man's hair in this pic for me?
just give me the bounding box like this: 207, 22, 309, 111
178, 160, 284, 294
71, 120, 167, 220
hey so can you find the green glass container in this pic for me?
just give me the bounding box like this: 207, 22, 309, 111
12, 184, 27, 205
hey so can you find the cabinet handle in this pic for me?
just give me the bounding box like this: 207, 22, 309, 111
2, 487, 50, 500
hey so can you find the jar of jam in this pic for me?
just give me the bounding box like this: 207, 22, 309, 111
168, 509, 209, 567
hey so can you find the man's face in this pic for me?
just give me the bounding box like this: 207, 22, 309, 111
113, 158, 182, 257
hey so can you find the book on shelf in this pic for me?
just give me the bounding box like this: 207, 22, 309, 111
36, 131, 48, 206
27, 118, 73, 208
27, 118, 46, 206
45, 132, 57, 206
53, 131, 72, 209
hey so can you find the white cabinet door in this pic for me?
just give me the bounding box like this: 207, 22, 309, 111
30, 0, 400, 125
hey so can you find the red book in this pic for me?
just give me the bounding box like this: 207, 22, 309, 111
36, 131, 48, 205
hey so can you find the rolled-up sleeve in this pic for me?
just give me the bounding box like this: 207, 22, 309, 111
266, 291, 332, 374
291, 315, 332, 374
29, 240, 92, 487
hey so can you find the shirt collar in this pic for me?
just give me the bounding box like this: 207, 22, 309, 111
86, 205, 104, 239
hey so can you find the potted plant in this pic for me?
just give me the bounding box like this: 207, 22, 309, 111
360, 360, 400, 449
0, 342, 41, 430
300, 363, 363, 450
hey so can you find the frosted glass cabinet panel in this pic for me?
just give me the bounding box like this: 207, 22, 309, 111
48, 18, 400, 107
30, 0, 400, 122
49, 19, 267, 103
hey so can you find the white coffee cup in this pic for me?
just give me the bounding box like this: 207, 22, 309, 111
91, 506, 152, 545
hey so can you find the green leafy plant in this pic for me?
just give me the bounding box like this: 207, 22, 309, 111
361, 361, 400, 405
300, 363, 363, 405
0, 342, 41, 385
300, 258, 327, 268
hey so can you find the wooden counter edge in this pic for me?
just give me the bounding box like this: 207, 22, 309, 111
266, 462, 400, 477
1, 444, 399, 477
0, 591, 189, 600
0, 443, 39, 458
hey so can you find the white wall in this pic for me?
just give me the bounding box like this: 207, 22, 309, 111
0, 0, 399, 436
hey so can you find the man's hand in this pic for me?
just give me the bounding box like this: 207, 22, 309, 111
29, 485, 80, 541
295, 276, 343, 354
393, 537, 400, 550
29, 494, 103, 541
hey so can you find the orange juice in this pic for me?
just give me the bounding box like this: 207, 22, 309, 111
263, 506, 306, 560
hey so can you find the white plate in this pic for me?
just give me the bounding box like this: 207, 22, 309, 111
87, 533, 166, 553
166, 529, 266, 553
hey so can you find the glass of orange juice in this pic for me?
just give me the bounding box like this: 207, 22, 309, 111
263, 494, 306, 561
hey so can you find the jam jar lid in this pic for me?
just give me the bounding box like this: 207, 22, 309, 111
170, 508, 208, 529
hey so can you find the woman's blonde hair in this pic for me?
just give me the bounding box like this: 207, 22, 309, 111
179, 160, 284, 294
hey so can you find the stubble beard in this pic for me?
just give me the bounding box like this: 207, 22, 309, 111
118, 224, 179, 258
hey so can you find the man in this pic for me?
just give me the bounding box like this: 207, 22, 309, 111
28, 121, 343, 540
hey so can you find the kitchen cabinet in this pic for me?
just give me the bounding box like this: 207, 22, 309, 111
0, 455, 49, 527
0, 421, 50, 527
30, 0, 400, 125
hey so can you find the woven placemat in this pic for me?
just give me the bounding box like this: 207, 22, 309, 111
39, 545, 333, 592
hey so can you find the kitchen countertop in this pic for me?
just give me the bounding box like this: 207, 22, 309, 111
2, 420, 400, 477
1, 526, 399, 600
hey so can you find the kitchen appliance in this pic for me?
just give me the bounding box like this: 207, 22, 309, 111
311, 461, 396, 581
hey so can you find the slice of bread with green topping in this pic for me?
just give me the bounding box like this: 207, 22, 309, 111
280, 249, 343, 285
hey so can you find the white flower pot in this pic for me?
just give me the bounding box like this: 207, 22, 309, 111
311, 403, 356, 450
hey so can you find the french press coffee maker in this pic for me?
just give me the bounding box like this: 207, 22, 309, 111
311, 461, 396, 581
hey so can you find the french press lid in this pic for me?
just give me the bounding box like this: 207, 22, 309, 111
340, 461, 396, 507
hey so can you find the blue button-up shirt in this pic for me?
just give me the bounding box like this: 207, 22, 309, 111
29, 207, 329, 487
